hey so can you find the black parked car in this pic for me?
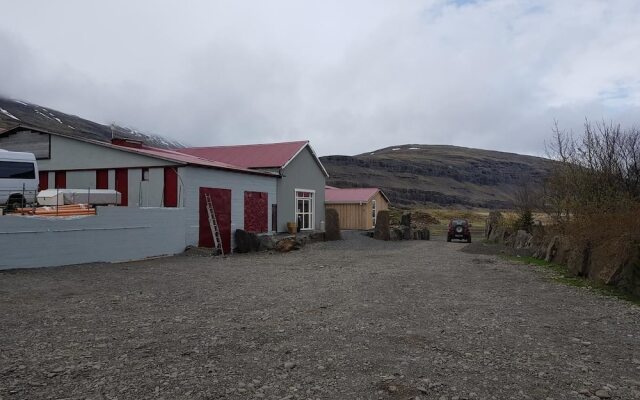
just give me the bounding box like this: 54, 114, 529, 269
447, 219, 471, 243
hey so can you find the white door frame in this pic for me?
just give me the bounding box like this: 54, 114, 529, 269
294, 188, 315, 230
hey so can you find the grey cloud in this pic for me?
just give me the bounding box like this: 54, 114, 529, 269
0, 0, 639, 157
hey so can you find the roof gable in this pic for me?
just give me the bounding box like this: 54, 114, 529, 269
177, 141, 329, 177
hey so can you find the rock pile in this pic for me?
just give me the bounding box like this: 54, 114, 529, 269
374, 211, 430, 241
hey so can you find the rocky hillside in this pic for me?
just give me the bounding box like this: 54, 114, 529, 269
0, 97, 183, 148
321, 145, 555, 209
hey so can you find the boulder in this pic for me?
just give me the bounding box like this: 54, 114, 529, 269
274, 237, 301, 252
619, 246, 640, 297
590, 240, 638, 286
400, 213, 412, 227
258, 234, 276, 251
234, 229, 252, 253
485, 211, 504, 240
374, 210, 391, 241
389, 227, 404, 241
567, 240, 591, 277
412, 228, 430, 240
325, 208, 342, 241
544, 236, 561, 262
510, 229, 533, 249
401, 225, 412, 240
308, 231, 326, 243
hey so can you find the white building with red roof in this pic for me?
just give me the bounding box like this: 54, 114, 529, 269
0, 125, 327, 252
178, 141, 328, 232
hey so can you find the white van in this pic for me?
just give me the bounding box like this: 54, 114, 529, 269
0, 149, 39, 209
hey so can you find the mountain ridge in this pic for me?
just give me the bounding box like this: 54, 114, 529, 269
0, 97, 184, 149
321, 144, 555, 209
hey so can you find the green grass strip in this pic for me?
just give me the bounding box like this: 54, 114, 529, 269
503, 255, 640, 306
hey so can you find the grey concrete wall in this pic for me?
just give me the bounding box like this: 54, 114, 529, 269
67, 170, 96, 189
276, 147, 326, 232
141, 168, 165, 207
39, 135, 179, 171
126, 168, 165, 207
128, 168, 142, 207
0, 207, 187, 270
181, 166, 277, 248
108, 169, 116, 189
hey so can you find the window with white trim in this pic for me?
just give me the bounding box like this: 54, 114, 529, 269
295, 190, 314, 230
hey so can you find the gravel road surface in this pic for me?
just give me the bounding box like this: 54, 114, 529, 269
1, 232, 639, 400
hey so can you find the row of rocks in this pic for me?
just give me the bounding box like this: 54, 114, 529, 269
234, 230, 325, 254
374, 211, 431, 241
484, 211, 640, 297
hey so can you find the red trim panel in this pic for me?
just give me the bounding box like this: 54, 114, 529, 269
115, 168, 128, 206
244, 191, 268, 233
96, 169, 109, 190
199, 187, 232, 254
163, 167, 178, 207
54, 171, 66, 189
39, 171, 49, 191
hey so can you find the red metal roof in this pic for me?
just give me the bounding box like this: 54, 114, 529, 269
325, 187, 388, 203
177, 141, 309, 169
129, 145, 277, 176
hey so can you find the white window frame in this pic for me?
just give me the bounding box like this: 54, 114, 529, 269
371, 199, 377, 228
294, 188, 315, 231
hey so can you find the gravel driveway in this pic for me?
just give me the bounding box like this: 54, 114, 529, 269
1, 232, 639, 400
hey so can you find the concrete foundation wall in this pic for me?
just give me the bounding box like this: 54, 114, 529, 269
0, 207, 187, 270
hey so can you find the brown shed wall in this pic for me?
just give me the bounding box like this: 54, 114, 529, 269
326, 191, 389, 230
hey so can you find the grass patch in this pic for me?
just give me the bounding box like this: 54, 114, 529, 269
504, 255, 640, 306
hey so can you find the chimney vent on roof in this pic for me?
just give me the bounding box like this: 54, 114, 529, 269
112, 138, 143, 149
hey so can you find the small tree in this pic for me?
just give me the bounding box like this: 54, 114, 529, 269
546, 119, 640, 221
513, 183, 540, 233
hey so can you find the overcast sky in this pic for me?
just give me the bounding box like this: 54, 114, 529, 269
1, 0, 639, 156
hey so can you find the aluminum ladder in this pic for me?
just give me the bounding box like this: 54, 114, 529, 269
204, 193, 224, 256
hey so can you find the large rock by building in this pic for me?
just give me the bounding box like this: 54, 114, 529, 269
374, 210, 391, 241
325, 208, 342, 241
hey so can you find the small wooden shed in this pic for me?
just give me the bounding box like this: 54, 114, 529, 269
325, 186, 390, 230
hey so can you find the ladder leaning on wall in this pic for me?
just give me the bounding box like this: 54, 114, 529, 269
204, 193, 224, 256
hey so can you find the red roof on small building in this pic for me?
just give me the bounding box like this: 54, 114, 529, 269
177, 141, 309, 169
325, 187, 389, 204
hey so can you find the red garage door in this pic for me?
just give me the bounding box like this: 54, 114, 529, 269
38, 171, 49, 190
96, 169, 109, 190
244, 191, 268, 233
54, 171, 66, 189
163, 167, 178, 207
199, 187, 232, 254
115, 168, 128, 206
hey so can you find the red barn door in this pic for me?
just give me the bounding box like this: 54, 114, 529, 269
96, 169, 109, 189
163, 167, 178, 207
39, 171, 49, 190
199, 187, 232, 253
244, 191, 268, 233
115, 168, 128, 206
54, 171, 66, 189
